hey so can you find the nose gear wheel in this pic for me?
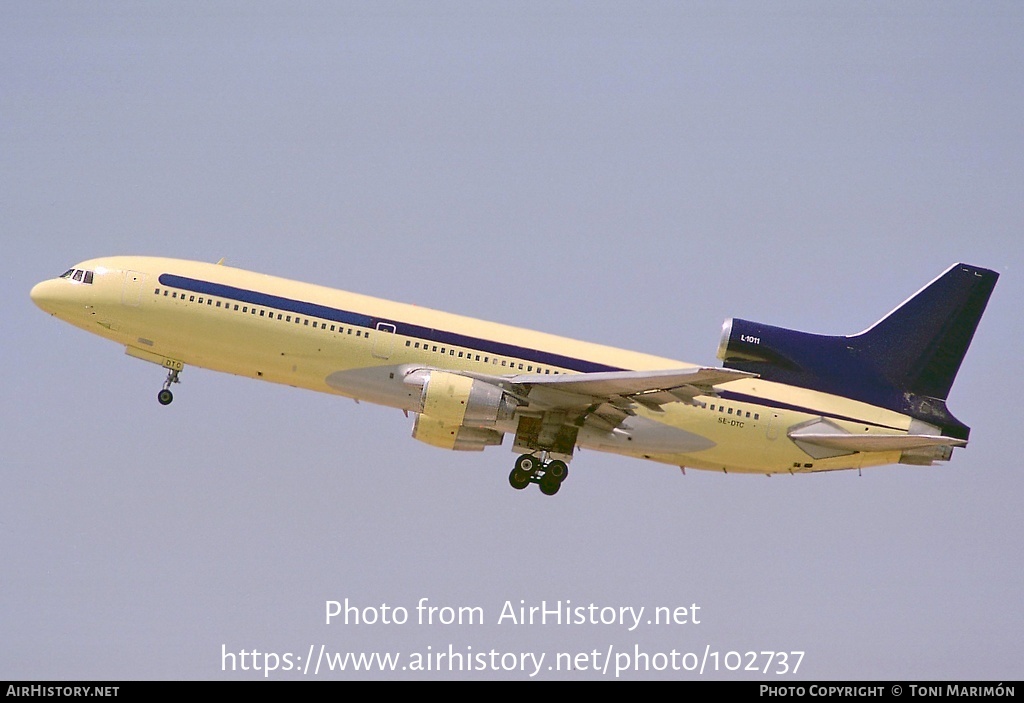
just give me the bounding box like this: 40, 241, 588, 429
157, 367, 181, 405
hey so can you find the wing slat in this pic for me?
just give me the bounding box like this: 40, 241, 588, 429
510, 366, 754, 400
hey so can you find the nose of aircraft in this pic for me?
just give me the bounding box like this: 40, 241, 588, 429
30, 279, 62, 315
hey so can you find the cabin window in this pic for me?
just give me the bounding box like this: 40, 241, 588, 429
304, 319, 309, 326
355, 330, 361, 336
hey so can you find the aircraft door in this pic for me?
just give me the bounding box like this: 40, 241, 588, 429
122, 270, 147, 307
766, 412, 780, 441
372, 322, 397, 359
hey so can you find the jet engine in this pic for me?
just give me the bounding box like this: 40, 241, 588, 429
406, 370, 518, 427
411, 413, 504, 451
404, 370, 518, 451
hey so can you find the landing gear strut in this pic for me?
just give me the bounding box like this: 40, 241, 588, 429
157, 367, 181, 405
508, 453, 570, 496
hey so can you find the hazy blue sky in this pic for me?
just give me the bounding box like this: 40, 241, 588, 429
3, 1, 1022, 680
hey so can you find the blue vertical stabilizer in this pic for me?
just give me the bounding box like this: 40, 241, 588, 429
718, 264, 998, 440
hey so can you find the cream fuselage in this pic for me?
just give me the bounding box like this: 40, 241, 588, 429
31, 256, 913, 475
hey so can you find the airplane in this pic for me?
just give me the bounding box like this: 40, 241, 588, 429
30, 257, 997, 495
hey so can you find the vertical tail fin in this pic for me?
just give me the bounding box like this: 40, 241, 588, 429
853, 263, 999, 402
719, 263, 998, 440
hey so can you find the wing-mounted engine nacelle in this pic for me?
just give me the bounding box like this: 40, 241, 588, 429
403, 370, 517, 451
404, 369, 518, 428
411, 413, 504, 451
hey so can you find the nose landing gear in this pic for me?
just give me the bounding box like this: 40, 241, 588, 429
157, 367, 181, 405
508, 453, 570, 496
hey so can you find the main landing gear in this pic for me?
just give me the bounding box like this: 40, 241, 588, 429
157, 367, 181, 405
509, 453, 570, 496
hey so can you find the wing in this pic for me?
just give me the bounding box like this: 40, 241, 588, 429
508, 367, 755, 400
463, 365, 755, 431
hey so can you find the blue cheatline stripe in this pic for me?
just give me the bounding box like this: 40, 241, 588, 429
158, 273, 624, 374
159, 273, 374, 328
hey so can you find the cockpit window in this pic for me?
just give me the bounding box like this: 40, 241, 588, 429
62, 268, 95, 284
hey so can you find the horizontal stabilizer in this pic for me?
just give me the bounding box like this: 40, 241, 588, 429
789, 433, 966, 453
